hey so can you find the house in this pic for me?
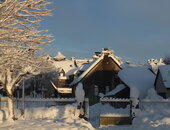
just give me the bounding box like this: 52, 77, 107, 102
52, 53, 82, 80
154, 65, 170, 98
98, 65, 156, 126
118, 65, 156, 99
98, 65, 156, 121
70, 48, 122, 105
50, 53, 87, 97
20, 52, 83, 98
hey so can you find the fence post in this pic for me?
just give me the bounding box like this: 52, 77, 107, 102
84, 98, 89, 120
0, 97, 1, 109
21, 78, 25, 115
129, 99, 133, 124
16, 87, 19, 109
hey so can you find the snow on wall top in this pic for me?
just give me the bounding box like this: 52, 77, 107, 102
118, 65, 155, 98
70, 49, 122, 85
159, 65, 170, 88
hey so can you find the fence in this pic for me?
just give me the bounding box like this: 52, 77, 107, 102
0, 97, 76, 109
100, 98, 131, 108
140, 99, 170, 103
0, 97, 8, 109
0, 97, 89, 119
139, 99, 170, 111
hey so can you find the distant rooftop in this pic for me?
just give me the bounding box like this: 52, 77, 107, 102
54, 51, 66, 61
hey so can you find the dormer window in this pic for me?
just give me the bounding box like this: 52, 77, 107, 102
57, 68, 66, 78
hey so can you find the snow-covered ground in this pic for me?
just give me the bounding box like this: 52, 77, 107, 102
88, 102, 170, 130
1, 100, 170, 130
1, 89, 170, 130
100, 102, 170, 130
0, 104, 94, 130
0, 118, 93, 130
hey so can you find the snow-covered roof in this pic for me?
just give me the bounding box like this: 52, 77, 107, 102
78, 61, 95, 72
70, 52, 122, 85
147, 58, 165, 74
118, 66, 155, 98
70, 55, 104, 85
54, 52, 66, 61
53, 60, 79, 78
159, 65, 170, 88
105, 84, 126, 96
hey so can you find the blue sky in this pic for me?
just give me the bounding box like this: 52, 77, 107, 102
41, 0, 170, 63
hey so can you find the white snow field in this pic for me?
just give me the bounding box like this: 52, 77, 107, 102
1, 100, 170, 130
0, 119, 93, 130
1, 89, 170, 130
0, 104, 94, 130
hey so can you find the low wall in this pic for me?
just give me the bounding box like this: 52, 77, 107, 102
100, 115, 132, 126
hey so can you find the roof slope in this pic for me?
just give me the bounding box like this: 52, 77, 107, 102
118, 66, 155, 98
53, 60, 78, 78
159, 65, 170, 88
105, 84, 126, 96
71, 53, 122, 85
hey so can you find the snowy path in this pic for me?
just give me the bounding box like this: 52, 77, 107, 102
0, 118, 94, 130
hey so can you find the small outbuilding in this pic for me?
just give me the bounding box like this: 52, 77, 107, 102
71, 48, 122, 105
154, 65, 170, 98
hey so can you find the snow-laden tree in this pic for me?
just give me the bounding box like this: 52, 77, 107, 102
0, 0, 53, 120
0, 0, 53, 45
0, 45, 54, 119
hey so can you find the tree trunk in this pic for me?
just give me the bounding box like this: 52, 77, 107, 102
7, 90, 17, 120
